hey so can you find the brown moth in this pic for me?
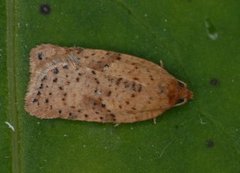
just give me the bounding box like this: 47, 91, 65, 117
25, 44, 192, 123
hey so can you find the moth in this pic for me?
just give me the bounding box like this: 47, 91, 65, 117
25, 44, 193, 123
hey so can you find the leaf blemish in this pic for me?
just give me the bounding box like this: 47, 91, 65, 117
206, 139, 214, 148
39, 4, 51, 15
210, 78, 220, 86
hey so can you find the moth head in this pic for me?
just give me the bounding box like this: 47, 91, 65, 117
174, 80, 193, 106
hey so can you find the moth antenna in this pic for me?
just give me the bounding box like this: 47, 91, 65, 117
177, 79, 187, 87
159, 60, 164, 67
153, 118, 157, 124
114, 123, 120, 127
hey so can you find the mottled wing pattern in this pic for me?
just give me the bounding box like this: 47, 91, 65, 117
25, 44, 192, 123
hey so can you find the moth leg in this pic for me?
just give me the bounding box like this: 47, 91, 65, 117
153, 118, 157, 124
159, 60, 164, 67
114, 123, 120, 127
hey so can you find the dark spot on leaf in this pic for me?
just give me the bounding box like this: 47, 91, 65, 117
84, 114, 88, 118
58, 110, 62, 114
92, 70, 96, 75
119, 105, 122, 109
50, 105, 53, 109
131, 94, 135, 97
45, 99, 49, 103
95, 112, 99, 114
100, 116, 103, 120
116, 56, 121, 60
65, 75, 68, 78
59, 86, 63, 90
77, 109, 81, 113
71, 106, 75, 109
84, 56, 89, 59
210, 78, 220, 86
206, 139, 214, 148
49, 92, 52, 95
63, 93, 67, 96
125, 101, 129, 105
78, 73, 82, 76
69, 112, 72, 116
91, 53, 95, 56
37, 91, 41, 95
62, 98, 65, 101
101, 104, 106, 108
76, 77, 79, 82
40, 4, 51, 15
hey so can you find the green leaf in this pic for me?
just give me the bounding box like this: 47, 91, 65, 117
1, 0, 240, 172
